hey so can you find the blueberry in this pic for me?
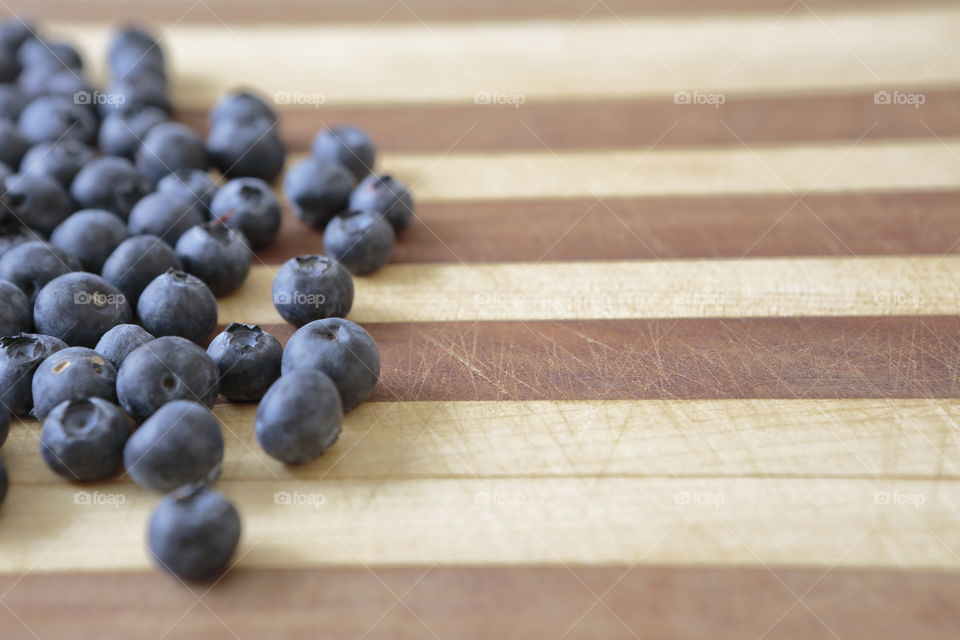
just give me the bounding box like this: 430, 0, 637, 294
206, 323, 281, 402
209, 90, 276, 127
71, 156, 150, 219
206, 115, 285, 183
0, 85, 27, 120
117, 336, 219, 422
0, 120, 30, 177
124, 401, 223, 492
350, 174, 415, 233
256, 369, 342, 464
39, 397, 133, 481
1, 172, 71, 234
100, 75, 171, 117
94, 323, 154, 369
0, 47, 16, 83
157, 169, 219, 219
20, 139, 96, 189
34, 272, 132, 347
18, 95, 97, 146
282, 158, 353, 228
137, 269, 217, 344
136, 122, 206, 186
0, 278, 31, 335
0, 404, 8, 447
210, 177, 281, 250
127, 192, 205, 246
31, 346, 117, 419
0, 241, 79, 303
281, 318, 380, 411
148, 483, 240, 581
323, 209, 395, 275
98, 104, 168, 159
312, 125, 375, 181
0, 18, 35, 57
0, 226, 43, 261
17, 39, 83, 73
0, 333, 67, 414
50, 209, 128, 272
174, 222, 251, 297
271, 255, 354, 326
108, 26, 164, 80
101, 235, 182, 305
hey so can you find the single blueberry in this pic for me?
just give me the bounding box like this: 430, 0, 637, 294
209, 90, 277, 127
31, 346, 117, 419
1, 172, 71, 235
271, 255, 354, 326
123, 401, 223, 492
323, 209, 395, 275
282, 157, 353, 229
311, 125, 376, 181
148, 483, 240, 581
136, 122, 206, 186
281, 318, 380, 411
39, 397, 134, 481
33, 272, 133, 348
127, 191, 205, 246
108, 26, 164, 79
71, 156, 150, 219
20, 139, 96, 189
98, 104, 168, 159
116, 336, 219, 422
210, 177, 281, 250
0, 278, 31, 335
18, 95, 97, 146
256, 369, 342, 464
0, 84, 27, 120
0, 241, 79, 303
0, 333, 67, 415
101, 235, 182, 305
175, 222, 251, 297
17, 39, 83, 72
350, 174, 415, 233
94, 324, 154, 369
137, 269, 218, 344
50, 209, 128, 272
157, 169, 219, 220
0, 118, 28, 169
206, 114, 285, 183
206, 323, 281, 402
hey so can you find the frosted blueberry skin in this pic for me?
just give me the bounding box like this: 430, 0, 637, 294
127, 191, 205, 246
50, 209, 128, 273
256, 369, 342, 464
175, 223, 251, 297
281, 317, 380, 411
0, 278, 31, 336
271, 255, 354, 327
349, 174, 415, 233
148, 484, 241, 581
18, 95, 97, 146
0, 241, 79, 304
124, 401, 224, 493
98, 104, 168, 159
208, 90, 277, 127
282, 157, 354, 229
210, 177, 282, 250
101, 235, 182, 306
1, 172, 71, 235
33, 272, 133, 348
39, 397, 134, 481
311, 125, 376, 181
323, 209, 395, 275
20, 139, 96, 189
71, 156, 151, 220
136, 122, 206, 186
0, 333, 67, 415
116, 336, 219, 423
30, 347, 118, 420
206, 114, 285, 184
137, 270, 218, 345
157, 169, 219, 220
206, 323, 282, 402
94, 324, 154, 369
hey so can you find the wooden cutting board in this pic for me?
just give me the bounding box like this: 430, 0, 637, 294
2, 1, 960, 637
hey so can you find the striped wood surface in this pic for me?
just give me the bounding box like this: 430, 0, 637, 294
3, 2, 960, 639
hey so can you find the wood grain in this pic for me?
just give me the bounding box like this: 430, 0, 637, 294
260, 192, 960, 263
221, 257, 960, 324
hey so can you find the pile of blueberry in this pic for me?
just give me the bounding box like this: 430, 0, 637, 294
0, 18, 414, 582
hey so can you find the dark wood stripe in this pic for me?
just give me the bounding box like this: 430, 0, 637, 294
1, 565, 956, 639
5, 0, 923, 23
259, 191, 960, 264
254, 317, 960, 401
182, 89, 960, 152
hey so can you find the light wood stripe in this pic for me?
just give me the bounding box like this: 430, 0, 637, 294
1, 476, 958, 571
7, 400, 960, 483
221, 257, 960, 324
50, 7, 960, 107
